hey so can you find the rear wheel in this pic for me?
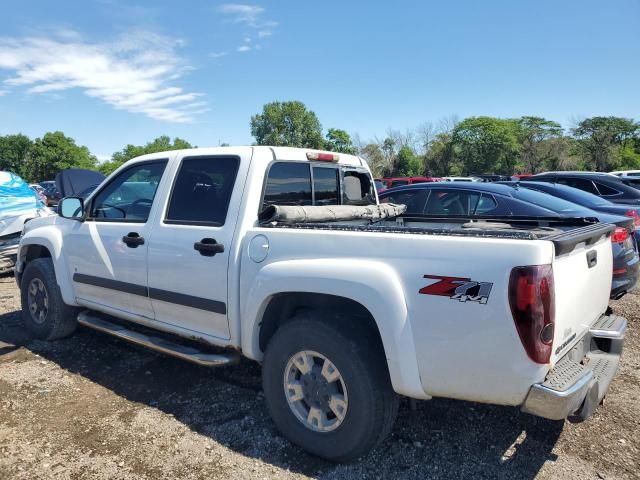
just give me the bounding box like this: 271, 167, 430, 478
262, 311, 398, 462
20, 258, 79, 340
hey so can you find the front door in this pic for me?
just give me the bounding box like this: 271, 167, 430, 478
146, 153, 245, 340
66, 159, 168, 319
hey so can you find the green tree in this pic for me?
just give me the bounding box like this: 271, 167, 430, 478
22, 131, 96, 182
516, 116, 563, 173
452, 117, 520, 175
572, 116, 638, 171
0, 134, 33, 176
101, 135, 192, 175
359, 143, 386, 177
324, 128, 356, 154
425, 132, 458, 176
250, 101, 324, 148
394, 145, 422, 176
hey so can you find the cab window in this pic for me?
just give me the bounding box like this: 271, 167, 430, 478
262, 162, 312, 209
91, 160, 167, 222
165, 156, 239, 226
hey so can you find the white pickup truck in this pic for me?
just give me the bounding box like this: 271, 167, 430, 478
16, 147, 627, 461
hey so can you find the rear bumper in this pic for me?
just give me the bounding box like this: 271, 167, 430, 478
521, 314, 626, 421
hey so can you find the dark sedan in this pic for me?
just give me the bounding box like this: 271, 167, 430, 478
524, 172, 640, 205
499, 181, 640, 243
380, 182, 639, 299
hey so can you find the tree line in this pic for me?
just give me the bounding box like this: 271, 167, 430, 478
250, 103, 640, 178
1, 100, 638, 182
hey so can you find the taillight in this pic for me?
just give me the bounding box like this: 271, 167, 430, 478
508, 265, 555, 364
306, 152, 339, 162
611, 226, 629, 244
624, 209, 640, 229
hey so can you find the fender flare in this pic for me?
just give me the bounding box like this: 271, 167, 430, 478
241, 258, 428, 399
18, 230, 77, 306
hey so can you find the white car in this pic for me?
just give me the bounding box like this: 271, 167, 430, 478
611, 170, 640, 177
442, 176, 480, 182
16, 147, 626, 461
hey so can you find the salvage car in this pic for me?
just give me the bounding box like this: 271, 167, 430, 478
0, 172, 51, 273
16, 147, 627, 461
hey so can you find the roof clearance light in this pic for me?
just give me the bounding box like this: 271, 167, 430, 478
307, 152, 339, 162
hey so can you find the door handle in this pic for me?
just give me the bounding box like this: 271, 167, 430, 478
122, 232, 145, 248
194, 238, 224, 257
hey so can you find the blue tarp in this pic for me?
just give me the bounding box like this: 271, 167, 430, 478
0, 171, 45, 236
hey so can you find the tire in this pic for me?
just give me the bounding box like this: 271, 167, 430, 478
20, 258, 79, 340
262, 311, 399, 462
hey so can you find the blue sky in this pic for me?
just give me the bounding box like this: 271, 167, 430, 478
0, 0, 639, 160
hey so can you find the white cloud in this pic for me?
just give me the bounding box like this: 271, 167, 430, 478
237, 45, 251, 52
218, 3, 278, 46
209, 51, 228, 59
218, 4, 265, 26
0, 31, 205, 123
0, 89, 8, 96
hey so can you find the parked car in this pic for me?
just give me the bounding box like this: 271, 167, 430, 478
380, 182, 639, 299
473, 174, 511, 182
39, 180, 62, 207
501, 180, 640, 237
381, 176, 441, 189
29, 184, 48, 205
55, 168, 106, 198
511, 174, 533, 181
17, 147, 625, 461
374, 178, 386, 193
441, 176, 480, 182
1, 172, 51, 273
610, 170, 640, 177
525, 172, 640, 205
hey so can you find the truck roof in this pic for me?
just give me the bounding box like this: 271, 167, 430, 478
129, 146, 365, 168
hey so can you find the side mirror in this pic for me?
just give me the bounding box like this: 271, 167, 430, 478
59, 197, 85, 220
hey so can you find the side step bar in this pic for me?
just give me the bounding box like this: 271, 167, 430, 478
77, 311, 240, 367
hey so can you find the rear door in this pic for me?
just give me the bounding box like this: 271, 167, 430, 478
146, 151, 248, 340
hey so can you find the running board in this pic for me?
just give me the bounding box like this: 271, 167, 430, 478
77, 311, 240, 367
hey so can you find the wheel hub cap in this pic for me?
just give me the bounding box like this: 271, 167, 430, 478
27, 278, 49, 325
283, 350, 348, 432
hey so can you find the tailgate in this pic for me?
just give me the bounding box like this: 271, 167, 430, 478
551, 224, 614, 363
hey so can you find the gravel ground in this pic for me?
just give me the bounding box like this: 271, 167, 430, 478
0, 273, 639, 479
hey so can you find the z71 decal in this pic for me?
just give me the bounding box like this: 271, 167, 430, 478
419, 275, 493, 304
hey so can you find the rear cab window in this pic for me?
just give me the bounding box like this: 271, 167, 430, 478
261, 161, 375, 212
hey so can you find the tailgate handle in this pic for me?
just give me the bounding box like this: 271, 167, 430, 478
586, 250, 597, 268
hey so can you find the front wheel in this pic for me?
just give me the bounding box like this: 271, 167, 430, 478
262, 311, 398, 462
20, 258, 79, 340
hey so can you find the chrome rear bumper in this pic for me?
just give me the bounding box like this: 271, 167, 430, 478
521, 314, 626, 421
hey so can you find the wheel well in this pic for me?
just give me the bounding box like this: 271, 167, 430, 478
22, 244, 52, 263
258, 292, 385, 354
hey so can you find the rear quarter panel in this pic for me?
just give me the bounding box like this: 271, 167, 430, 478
240, 227, 553, 405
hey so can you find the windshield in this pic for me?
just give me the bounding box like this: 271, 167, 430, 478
374, 180, 385, 190
509, 186, 592, 214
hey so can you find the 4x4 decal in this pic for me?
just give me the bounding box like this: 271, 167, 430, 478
419, 275, 493, 304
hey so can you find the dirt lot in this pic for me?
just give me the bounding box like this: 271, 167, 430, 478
0, 274, 639, 479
